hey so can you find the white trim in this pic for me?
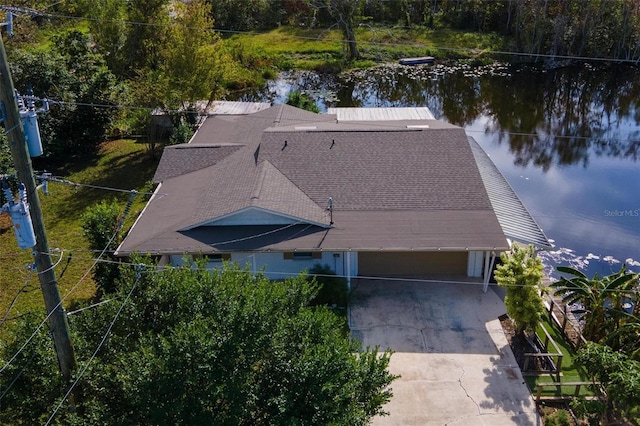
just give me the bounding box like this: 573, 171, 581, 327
114, 182, 163, 256
180, 206, 330, 230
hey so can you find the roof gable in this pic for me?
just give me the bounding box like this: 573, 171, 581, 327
184, 160, 330, 229
194, 206, 322, 227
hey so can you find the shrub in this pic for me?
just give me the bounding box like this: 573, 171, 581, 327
545, 409, 571, 426
308, 264, 348, 307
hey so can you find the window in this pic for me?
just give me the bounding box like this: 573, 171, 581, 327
194, 253, 231, 262
283, 252, 322, 260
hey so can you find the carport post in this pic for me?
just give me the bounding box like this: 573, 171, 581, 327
482, 251, 497, 293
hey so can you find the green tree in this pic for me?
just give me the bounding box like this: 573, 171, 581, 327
9, 30, 118, 162
313, 0, 363, 61
81, 201, 123, 294
159, 0, 227, 111
129, 0, 230, 157
123, 0, 171, 75
576, 342, 640, 421
494, 243, 545, 335
0, 262, 396, 424
550, 264, 638, 343
286, 89, 320, 113
81, 0, 129, 77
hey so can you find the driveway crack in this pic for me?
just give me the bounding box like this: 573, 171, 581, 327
454, 359, 481, 415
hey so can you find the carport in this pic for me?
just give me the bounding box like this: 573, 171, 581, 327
349, 278, 540, 425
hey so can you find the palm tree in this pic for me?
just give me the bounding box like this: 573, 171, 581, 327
550, 265, 638, 343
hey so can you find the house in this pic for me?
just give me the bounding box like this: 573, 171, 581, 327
116, 103, 550, 291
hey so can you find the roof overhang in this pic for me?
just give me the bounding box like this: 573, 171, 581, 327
468, 137, 552, 250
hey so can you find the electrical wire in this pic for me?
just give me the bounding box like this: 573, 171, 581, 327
5, 6, 640, 65
29, 249, 640, 293
37, 249, 63, 275
11, 69, 640, 146
14, 93, 639, 145
44, 264, 145, 426
65, 298, 118, 316
0, 350, 37, 402
43, 175, 161, 197
0, 192, 138, 377
0, 262, 36, 328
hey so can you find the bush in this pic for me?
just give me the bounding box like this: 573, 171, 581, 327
169, 123, 194, 145
81, 200, 122, 294
494, 244, 545, 335
545, 409, 571, 426
308, 264, 348, 307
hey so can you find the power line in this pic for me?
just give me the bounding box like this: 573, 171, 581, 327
42, 175, 161, 197
45, 264, 145, 426
10, 72, 640, 146
0, 263, 36, 328
28, 250, 640, 293
0, 192, 138, 378
4, 6, 640, 65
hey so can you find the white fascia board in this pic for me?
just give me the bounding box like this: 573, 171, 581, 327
180, 206, 330, 231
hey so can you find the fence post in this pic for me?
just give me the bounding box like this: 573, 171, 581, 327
574, 384, 582, 397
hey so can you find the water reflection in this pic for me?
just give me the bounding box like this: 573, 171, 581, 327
230, 63, 640, 277
234, 63, 640, 169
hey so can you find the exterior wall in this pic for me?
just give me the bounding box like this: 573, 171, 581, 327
169, 251, 358, 281
467, 251, 484, 277
207, 208, 296, 226
358, 251, 468, 277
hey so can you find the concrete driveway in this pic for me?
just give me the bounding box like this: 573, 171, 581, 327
349, 278, 541, 426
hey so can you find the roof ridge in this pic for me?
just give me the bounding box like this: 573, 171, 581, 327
251, 160, 270, 200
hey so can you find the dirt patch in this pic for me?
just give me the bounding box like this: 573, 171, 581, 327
499, 314, 538, 370
0, 212, 11, 234
499, 314, 562, 373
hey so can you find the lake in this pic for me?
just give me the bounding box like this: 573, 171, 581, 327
233, 63, 640, 279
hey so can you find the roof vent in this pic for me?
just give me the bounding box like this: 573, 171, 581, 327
406, 124, 430, 129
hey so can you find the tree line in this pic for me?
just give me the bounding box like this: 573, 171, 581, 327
2, 0, 640, 167
206, 0, 640, 62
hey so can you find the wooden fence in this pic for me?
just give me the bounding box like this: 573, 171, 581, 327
522, 323, 564, 379
544, 295, 589, 351
535, 381, 605, 404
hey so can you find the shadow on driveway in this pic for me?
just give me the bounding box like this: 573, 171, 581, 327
349, 278, 541, 426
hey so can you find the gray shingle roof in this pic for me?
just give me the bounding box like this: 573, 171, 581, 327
258, 126, 492, 211
117, 105, 510, 255
153, 144, 242, 183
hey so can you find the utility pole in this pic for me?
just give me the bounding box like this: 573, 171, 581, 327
0, 29, 78, 393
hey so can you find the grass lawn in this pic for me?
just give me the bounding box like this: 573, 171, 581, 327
525, 316, 595, 398
0, 139, 159, 330
224, 26, 509, 72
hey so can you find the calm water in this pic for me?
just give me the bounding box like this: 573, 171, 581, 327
233, 63, 640, 279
